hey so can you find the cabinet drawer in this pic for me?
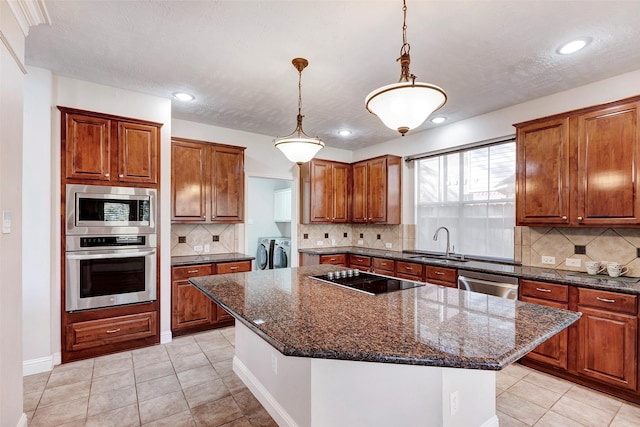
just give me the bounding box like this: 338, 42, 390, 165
520, 280, 568, 303
66, 312, 157, 352
373, 258, 395, 272
426, 266, 456, 283
397, 261, 424, 279
320, 254, 347, 265
578, 288, 637, 315
172, 264, 213, 280
216, 260, 252, 274
349, 255, 372, 268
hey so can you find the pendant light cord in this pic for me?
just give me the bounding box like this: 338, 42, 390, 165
398, 0, 415, 84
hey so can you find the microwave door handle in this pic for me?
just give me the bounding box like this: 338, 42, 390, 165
66, 250, 156, 260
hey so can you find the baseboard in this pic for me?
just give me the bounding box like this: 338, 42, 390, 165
480, 415, 500, 427
160, 330, 172, 344
233, 356, 299, 427
23, 355, 53, 376
53, 351, 61, 366
15, 412, 27, 427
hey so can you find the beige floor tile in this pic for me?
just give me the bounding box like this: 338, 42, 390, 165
132, 343, 167, 358
497, 411, 529, 427
137, 373, 182, 402
219, 417, 253, 427
197, 335, 234, 353
133, 348, 171, 369
205, 346, 236, 364
246, 406, 278, 427
47, 365, 94, 388
94, 350, 132, 363
24, 371, 51, 394
88, 384, 137, 416
564, 385, 623, 414
53, 358, 94, 372
222, 374, 247, 395
30, 396, 88, 426
232, 389, 263, 417
550, 395, 615, 426
497, 371, 521, 391
522, 371, 572, 395
85, 403, 140, 427
39, 380, 91, 407
138, 390, 190, 425
171, 351, 211, 373
134, 360, 175, 383
503, 363, 533, 379
193, 329, 225, 343
213, 359, 234, 377
497, 391, 547, 425
534, 411, 586, 427
191, 395, 244, 427
183, 378, 231, 408
90, 369, 135, 394
609, 403, 640, 427
93, 356, 134, 378
178, 364, 220, 389
57, 420, 89, 427
23, 390, 43, 412
508, 379, 563, 409
166, 338, 202, 358
141, 409, 196, 427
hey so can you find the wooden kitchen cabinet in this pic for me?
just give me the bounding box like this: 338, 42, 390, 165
520, 280, 569, 369
299, 159, 350, 224
352, 155, 402, 224
66, 312, 157, 352
319, 254, 347, 266
372, 257, 395, 276
515, 96, 640, 226
395, 261, 424, 282
348, 254, 372, 271
60, 107, 160, 186
171, 137, 245, 223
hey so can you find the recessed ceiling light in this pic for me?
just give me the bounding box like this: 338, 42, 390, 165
173, 92, 195, 101
337, 130, 352, 137
557, 38, 591, 55
431, 117, 446, 124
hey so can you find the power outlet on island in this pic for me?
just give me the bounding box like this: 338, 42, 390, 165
541, 256, 556, 265
449, 391, 459, 416
271, 353, 278, 375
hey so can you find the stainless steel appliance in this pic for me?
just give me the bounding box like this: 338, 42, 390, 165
311, 270, 425, 295
66, 184, 156, 235
457, 270, 519, 299
65, 234, 157, 312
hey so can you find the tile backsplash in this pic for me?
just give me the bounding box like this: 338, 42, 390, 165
298, 223, 416, 251
171, 224, 241, 256
516, 226, 640, 276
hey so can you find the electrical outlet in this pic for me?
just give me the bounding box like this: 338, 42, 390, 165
449, 391, 459, 416
194, 245, 203, 253
204, 244, 210, 253
385, 243, 392, 249
565, 257, 581, 267
316, 240, 324, 246
541, 256, 556, 265
331, 239, 336, 246
271, 353, 278, 375
357, 239, 364, 245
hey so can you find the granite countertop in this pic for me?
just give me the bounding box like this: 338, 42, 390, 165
172, 253, 255, 266
190, 264, 581, 370
299, 246, 640, 295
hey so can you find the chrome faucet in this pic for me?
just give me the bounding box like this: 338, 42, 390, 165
433, 226, 451, 258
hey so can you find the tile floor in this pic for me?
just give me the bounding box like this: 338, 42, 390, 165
23, 327, 276, 427
23, 326, 640, 427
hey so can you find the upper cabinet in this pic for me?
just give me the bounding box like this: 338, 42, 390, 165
171, 137, 245, 223
352, 155, 402, 224
300, 159, 350, 224
515, 97, 640, 227
60, 107, 160, 186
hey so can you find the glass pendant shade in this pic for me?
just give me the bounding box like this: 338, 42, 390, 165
274, 134, 324, 164
365, 82, 446, 135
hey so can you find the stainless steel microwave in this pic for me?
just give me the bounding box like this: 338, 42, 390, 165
66, 184, 156, 235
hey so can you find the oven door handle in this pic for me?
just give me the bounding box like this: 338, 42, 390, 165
66, 250, 156, 260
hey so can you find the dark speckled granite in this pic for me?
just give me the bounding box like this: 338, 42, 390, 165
172, 253, 254, 266
300, 246, 640, 295
190, 265, 581, 370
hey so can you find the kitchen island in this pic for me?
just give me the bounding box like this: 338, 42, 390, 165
190, 265, 581, 427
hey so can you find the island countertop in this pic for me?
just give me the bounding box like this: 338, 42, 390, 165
190, 264, 581, 370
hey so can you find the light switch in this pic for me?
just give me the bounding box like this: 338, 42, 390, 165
2, 211, 11, 234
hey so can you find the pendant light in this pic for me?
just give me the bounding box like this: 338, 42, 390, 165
274, 58, 324, 164
365, 0, 447, 136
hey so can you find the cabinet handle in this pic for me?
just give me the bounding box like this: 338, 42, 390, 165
435, 271, 444, 275
330, 258, 336, 261
104, 173, 110, 178
561, 216, 567, 221
119, 174, 124, 178
230, 266, 238, 270
187, 269, 199, 273
536, 287, 552, 293
596, 297, 616, 303
106, 328, 121, 334
577, 216, 584, 221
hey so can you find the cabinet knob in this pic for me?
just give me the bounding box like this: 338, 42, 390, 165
119, 174, 124, 178
104, 173, 110, 178
561, 216, 567, 221
577, 216, 583, 221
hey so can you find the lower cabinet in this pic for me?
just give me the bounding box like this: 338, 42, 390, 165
395, 261, 424, 282
349, 254, 372, 271
372, 257, 395, 276
66, 311, 157, 352
171, 260, 251, 336
425, 266, 457, 288
319, 254, 347, 267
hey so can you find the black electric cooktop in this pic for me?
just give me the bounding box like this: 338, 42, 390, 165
311, 271, 425, 295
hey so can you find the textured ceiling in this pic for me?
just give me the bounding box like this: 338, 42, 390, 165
25, 1, 640, 150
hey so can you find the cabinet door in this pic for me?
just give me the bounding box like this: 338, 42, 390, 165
516, 118, 570, 225
211, 146, 245, 223
309, 159, 333, 223
577, 102, 640, 225
575, 306, 637, 391
66, 312, 157, 352
171, 140, 207, 222
332, 163, 350, 223
367, 157, 388, 223
172, 279, 215, 330
65, 113, 111, 181
352, 161, 368, 223
117, 122, 158, 184
520, 296, 569, 369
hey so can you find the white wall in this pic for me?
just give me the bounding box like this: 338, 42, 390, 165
354, 68, 640, 224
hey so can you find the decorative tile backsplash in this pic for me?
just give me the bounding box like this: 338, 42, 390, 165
171, 224, 239, 256
516, 226, 640, 276
298, 224, 408, 250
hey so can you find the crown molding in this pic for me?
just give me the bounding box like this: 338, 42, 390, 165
7, 0, 51, 37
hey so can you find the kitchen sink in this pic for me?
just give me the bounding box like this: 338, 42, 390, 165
408, 254, 469, 263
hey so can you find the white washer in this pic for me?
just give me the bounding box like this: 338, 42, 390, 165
272, 237, 291, 269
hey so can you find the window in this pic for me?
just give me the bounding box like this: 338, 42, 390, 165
415, 141, 516, 260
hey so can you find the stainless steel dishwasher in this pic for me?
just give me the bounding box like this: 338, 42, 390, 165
457, 270, 519, 299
